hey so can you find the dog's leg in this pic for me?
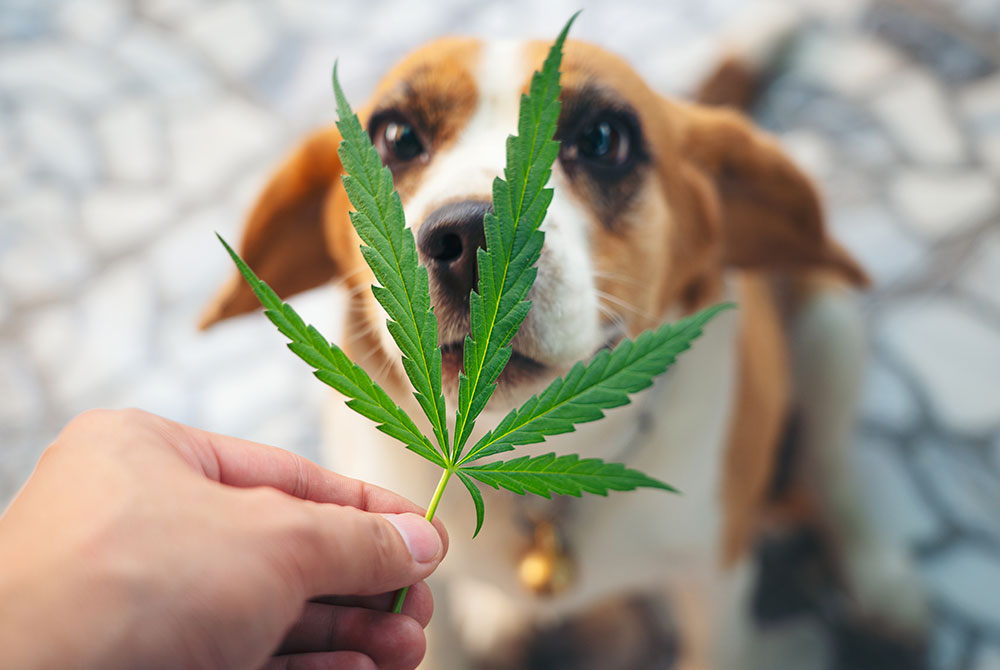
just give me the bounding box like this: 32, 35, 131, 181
713, 558, 759, 670
665, 567, 715, 670
669, 560, 760, 670
790, 282, 929, 635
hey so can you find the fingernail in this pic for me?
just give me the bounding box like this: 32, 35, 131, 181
382, 513, 441, 564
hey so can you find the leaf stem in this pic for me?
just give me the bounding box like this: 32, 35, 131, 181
391, 467, 453, 614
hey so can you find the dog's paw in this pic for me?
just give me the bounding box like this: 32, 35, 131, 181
840, 536, 930, 637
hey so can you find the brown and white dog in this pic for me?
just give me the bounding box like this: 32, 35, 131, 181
202, 35, 927, 669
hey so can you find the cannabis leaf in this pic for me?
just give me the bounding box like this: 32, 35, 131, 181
462, 453, 675, 497
219, 14, 730, 614
457, 453, 675, 536
450, 16, 573, 459
217, 236, 444, 467
459, 304, 732, 467
332, 65, 450, 460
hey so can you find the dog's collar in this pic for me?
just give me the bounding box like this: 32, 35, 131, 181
514, 370, 674, 596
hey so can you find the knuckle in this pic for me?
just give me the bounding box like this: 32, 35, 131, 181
368, 516, 402, 585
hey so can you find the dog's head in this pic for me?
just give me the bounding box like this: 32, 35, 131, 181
201, 38, 866, 404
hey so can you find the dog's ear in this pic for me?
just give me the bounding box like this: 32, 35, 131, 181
199, 125, 357, 329
675, 103, 868, 285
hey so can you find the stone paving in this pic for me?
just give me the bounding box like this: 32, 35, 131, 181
1, 0, 998, 668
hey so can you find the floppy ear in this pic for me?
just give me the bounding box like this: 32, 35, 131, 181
675, 103, 868, 286
199, 125, 355, 329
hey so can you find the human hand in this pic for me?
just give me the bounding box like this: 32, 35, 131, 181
0, 409, 448, 670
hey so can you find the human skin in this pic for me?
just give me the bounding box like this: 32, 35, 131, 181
0, 409, 449, 670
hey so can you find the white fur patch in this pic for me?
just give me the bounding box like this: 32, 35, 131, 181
402, 40, 601, 372
403, 40, 524, 226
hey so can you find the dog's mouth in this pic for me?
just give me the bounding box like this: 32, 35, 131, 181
439, 341, 548, 387
438, 328, 624, 391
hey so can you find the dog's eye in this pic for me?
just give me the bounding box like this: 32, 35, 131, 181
575, 115, 631, 167
382, 121, 425, 163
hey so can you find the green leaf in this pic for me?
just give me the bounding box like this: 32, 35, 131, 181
217, 234, 444, 468
332, 65, 450, 461
459, 304, 733, 465
456, 470, 486, 538
460, 452, 675, 499
451, 14, 578, 459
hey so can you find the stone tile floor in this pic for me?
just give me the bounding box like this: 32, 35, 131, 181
0, 0, 998, 668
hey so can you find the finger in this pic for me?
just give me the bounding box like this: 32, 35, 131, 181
311, 581, 434, 627
262, 651, 375, 670
276, 603, 425, 670
166, 419, 450, 550
173, 419, 408, 508
291, 506, 443, 597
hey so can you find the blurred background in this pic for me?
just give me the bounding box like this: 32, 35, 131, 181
0, 0, 998, 667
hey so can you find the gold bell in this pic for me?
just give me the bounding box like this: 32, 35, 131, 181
517, 521, 575, 596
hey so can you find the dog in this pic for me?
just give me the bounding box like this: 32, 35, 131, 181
201, 34, 929, 669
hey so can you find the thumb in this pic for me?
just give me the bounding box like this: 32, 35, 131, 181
297, 505, 445, 597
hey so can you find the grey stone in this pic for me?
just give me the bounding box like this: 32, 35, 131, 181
56, 0, 127, 44
159, 303, 267, 383
23, 303, 79, 386
0, 344, 44, 431
181, 1, 275, 80
134, 0, 203, 26
975, 129, 1000, 177
96, 98, 163, 183
865, 3, 995, 83
914, 440, 1000, 536
269, 42, 342, 116
0, 183, 76, 237
889, 169, 997, 239
951, 0, 1000, 31
834, 121, 900, 173
795, 0, 868, 22
859, 361, 920, 431
743, 616, 829, 670
780, 130, 833, 181
0, 119, 22, 193
960, 231, 1000, 312
167, 95, 279, 200
0, 188, 92, 305
975, 644, 1000, 670
81, 186, 173, 255
833, 205, 926, 286
928, 617, 967, 670
872, 70, 966, 166
272, 0, 354, 37
251, 403, 324, 464
113, 26, 212, 99
147, 204, 237, 305
959, 74, 1000, 129
923, 548, 1000, 629
880, 300, 1000, 436
17, 101, 99, 186
800, 32, 902, 97
197, 355, 299, 437
52, 260, 155, 410
855, 435, 941, 545
0, 44, 122, 109
0, 437, 48, 510
0, 1, 52, 41
646, 35, 718, 98
105, 364, 193, 426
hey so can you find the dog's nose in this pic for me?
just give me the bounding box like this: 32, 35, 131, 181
418, 200, 490, 303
